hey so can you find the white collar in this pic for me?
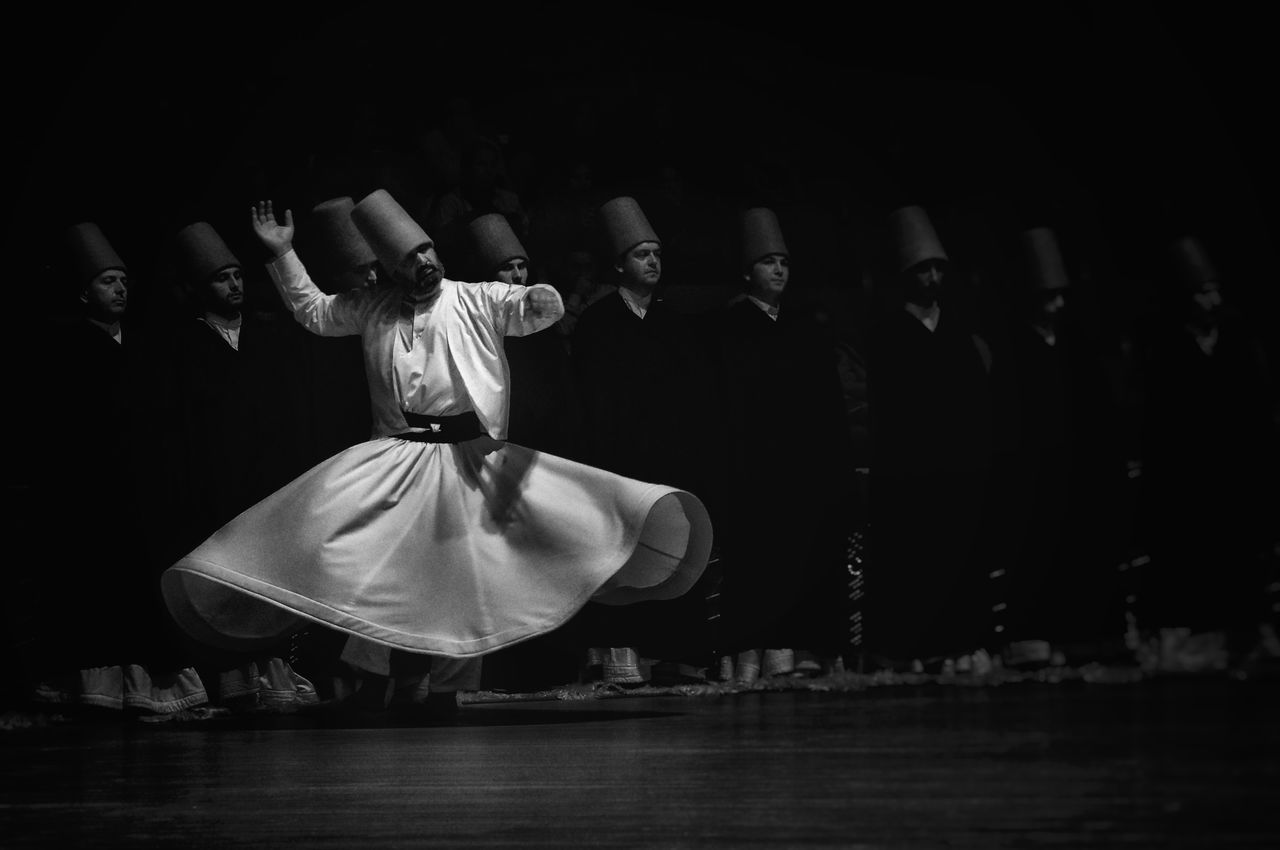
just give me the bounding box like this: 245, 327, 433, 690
88, 318, 123, 344
904, 301, 941, 332
747, 295, 780, 320
618, 285, 653, 319
203, 311, 242, 330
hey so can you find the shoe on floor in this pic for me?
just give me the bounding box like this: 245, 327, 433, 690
762, 648, 795, 677
793, 650, 822, 676
970, 648, 994, 676
735, 649, 761, 685
1157, 628, 1229, 674
603, 647, 645, 685
717, 655, 735, 682
584, 647, 606, 683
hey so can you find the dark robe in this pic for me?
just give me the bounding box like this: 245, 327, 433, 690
714, 297, 854, 656
571, 290, 722, 497
166, 312, 315, 675
866, 302, 995, 663
172, 314, 312, 553
26, 318, 184, 671
1141, 308, 1277, 633
565, 289, 725, 662
987, 313, 1129, 649
503, 328, 583, 459
301, 333, 372, 468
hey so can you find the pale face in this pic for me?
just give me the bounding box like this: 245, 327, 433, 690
206, 266, 244, 317
495, 257, 529, 286
744, 253, 790, 304
82, 268, 128, 321
615, 242, 661, 290
395, 242, 445, 296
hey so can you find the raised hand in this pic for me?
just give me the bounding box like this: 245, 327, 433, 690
251, 200, 295, 259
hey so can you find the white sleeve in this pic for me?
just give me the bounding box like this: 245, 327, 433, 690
266, 249, 364, 337
481, 281, 565, 337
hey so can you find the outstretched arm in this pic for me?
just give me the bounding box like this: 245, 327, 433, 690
474, 280, 565, 336
509, 283, 564, 336
253, 200, 362, 337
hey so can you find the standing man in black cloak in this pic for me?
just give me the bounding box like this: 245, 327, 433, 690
716, 208, 854, 684
172, 221, 315, 535
1139, 235, 1278, 672
570, 196, 724, 684
987, 227, 1129, 668
29, 223, 208, 715
866, 205, 995, 672
170, 221, 316, 709
173, 222, 261, 541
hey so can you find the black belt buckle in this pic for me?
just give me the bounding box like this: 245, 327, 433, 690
399, 410, 482, 444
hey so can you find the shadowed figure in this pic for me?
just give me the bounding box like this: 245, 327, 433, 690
865, 206, 996, 669
1138, 236, 1279, 668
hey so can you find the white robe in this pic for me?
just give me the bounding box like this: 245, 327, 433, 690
162, 251, 712, 658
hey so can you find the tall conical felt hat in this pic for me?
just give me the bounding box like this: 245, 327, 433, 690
1021, 227, 1070, 291
468, 213, 528, 273
309, 197, 377, 273
740, 207, 789, 268
351, 189, 432, 274
888, 205, 948, 273
1169, 235, 1218, 288
600, 196, 659, 259
67, 222, 126, 282
175, 222, 241, 284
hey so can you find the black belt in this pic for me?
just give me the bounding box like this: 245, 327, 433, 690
396, 411, 483, 444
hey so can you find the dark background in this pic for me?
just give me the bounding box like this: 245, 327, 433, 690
6, 3, 1275, 348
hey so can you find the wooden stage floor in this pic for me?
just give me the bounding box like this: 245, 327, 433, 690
3, 677, 1279, 848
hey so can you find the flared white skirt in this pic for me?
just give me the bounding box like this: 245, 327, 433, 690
162, 435, 712, 658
